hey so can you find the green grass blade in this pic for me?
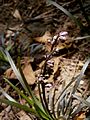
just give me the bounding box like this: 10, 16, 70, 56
34, 104, 53, 120
17, 57, 49, 117
0, 86, 16, 102
0, 99, 38, 116
3, 79, 52, 119
2, 49, 52, 119
4, 50, 29, 94
0, 49, 8, 62
3, 50, 51, 119
17, 57, 36, 101
4, 77, 34, 106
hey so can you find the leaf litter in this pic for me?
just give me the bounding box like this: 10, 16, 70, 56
0, 0, 90, 119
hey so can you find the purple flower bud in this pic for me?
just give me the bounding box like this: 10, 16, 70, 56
59, 31, 68, 36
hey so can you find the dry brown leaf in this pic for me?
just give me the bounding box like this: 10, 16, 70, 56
74, 112, 86, 120
9, 24, 23, 31
4, 68, 16, 79
34, 31, 52, 43
6, 30, 14, 38
23, 63, 36, 85
4, 61, 35, 85
12, 9, 22, 21
17, 110, 31, 120
53, 57, 60, 74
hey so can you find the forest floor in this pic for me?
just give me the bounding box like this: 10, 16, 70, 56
0, 0, 90, 120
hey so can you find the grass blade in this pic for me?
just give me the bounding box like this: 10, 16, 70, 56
74, 35, 90, 41
73, 94, 90, 107
0, 86, 16, 102
4, 77, 34, 106
55, 57, 90, 105
0, 99, 37, 115
47, 0, 84, 30
17, 57, 36, 101
4, 50, 28, 92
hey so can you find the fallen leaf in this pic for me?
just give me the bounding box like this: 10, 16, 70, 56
9, 24, 23, 31
6, 30, 15, 38
74, 112, 86, 120
23, 63, 36, 85
4, 68, 16, 79
17, 110, 31, 120
35, 31, 52, 43
12, 9, 22, 21
4, 60, 36, 85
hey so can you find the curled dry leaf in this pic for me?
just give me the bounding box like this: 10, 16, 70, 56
34, 31, 52, 43
4, 68, 16, 79
12, 9, 22, 21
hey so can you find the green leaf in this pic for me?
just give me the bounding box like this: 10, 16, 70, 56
0, 99, 38, 116
4, 77, 34, 106
17, 57, 49, 117
17, 57, 36, 101
34, 104, 53, 120
0, 86, 16, 102
4, 50, 29, 94
0, 49, 8, 62
2, 49, 52, 119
